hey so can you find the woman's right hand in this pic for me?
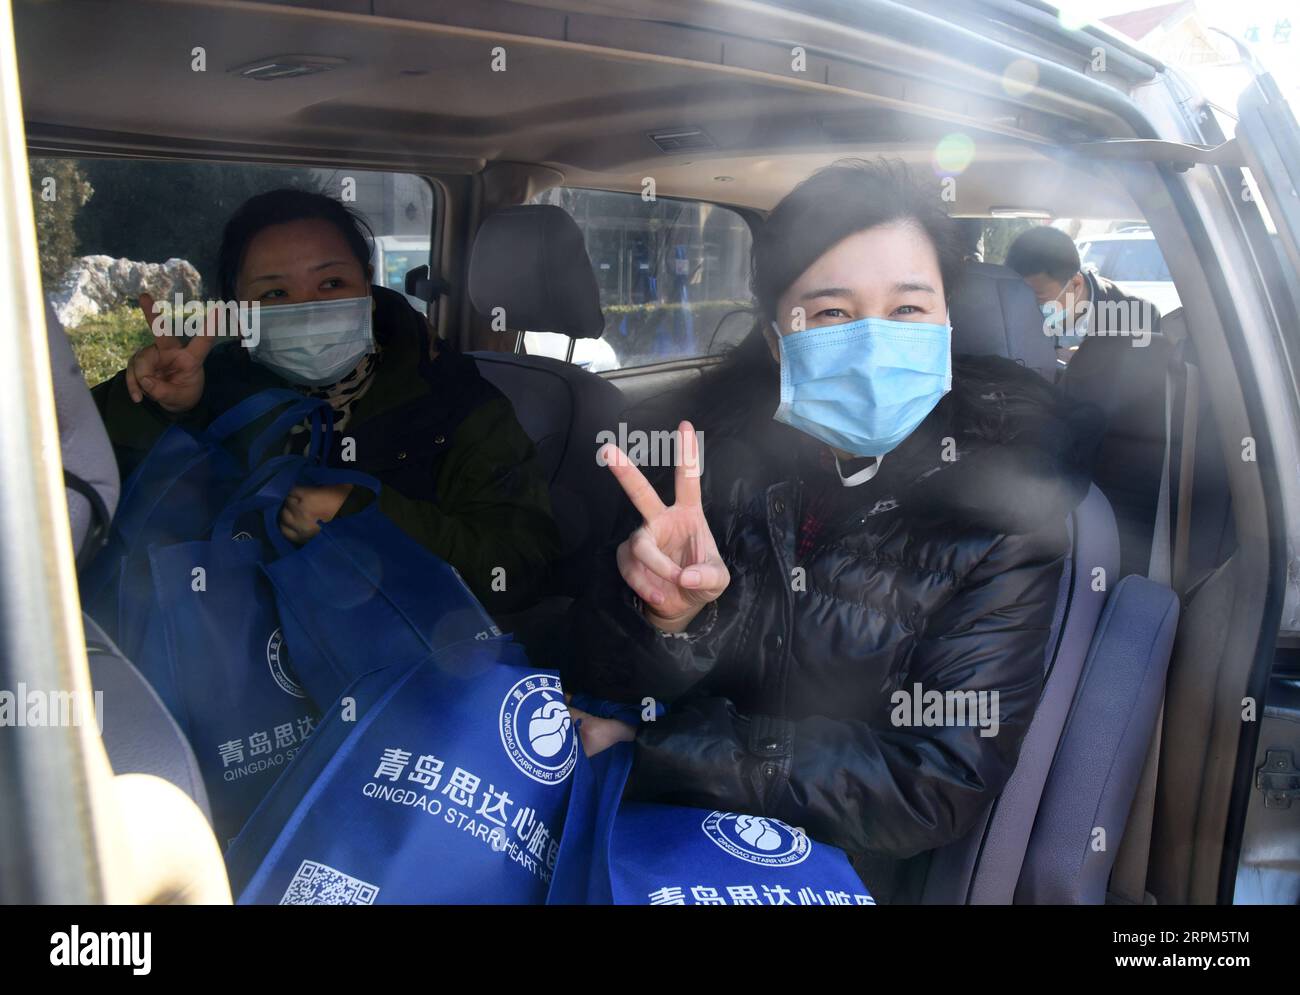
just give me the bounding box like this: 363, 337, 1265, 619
563, 695, 637, 758
603, 421, 729, 633
124, 292, 215, 414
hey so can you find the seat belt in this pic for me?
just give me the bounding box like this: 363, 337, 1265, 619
1173, 363, 1201, 592
1109, 359, 1200, 904
64, 469, 112, 575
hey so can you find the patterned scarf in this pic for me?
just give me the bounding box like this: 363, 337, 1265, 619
287, 346, 382, 451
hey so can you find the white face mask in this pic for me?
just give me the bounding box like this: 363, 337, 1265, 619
248, 295, 375, 387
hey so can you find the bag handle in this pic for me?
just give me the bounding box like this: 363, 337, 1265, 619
246, 397, 335, 468
224, 453, 307, 505
221, 463, 383, 558
258, 465, 383, 557
203, 389, 335, 468
203, 388, 304, 443
304, 468, 379, 494
108, 393, 327, 550
262, 504, 295, 557
209, 458, 308, 554
293, 464, 382, 496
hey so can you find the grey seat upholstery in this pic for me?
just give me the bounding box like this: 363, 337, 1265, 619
465, 204, 625, 599
83, 613, 212, 822
1016, 574, 1179, 903
915, 482, 1120, 902
469, 352, 625, 592
907, 269, 1180, 904
950, 261, 1058, 381
1060, 326, 1180, 579
49, 301, 211, 823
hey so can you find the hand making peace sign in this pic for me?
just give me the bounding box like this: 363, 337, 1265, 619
124, 292, 217, 413
602, 421, 730, 633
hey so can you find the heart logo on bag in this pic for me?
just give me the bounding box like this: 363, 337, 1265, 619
266, 628, 307, 699
701, 811, 811, 867
499, 675, 577, 785
528, 696, 572, 758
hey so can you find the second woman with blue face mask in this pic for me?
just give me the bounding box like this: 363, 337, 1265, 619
560, 158, 1102, 903
94, 188, 561, 616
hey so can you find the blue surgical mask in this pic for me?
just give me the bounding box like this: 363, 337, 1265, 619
1040, 299, 1069, 334
1040, 278, 1081, 336
248, 295, 375, 387
772, 316, 952, 458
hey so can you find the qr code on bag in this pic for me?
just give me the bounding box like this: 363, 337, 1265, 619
280, 859, 380, 905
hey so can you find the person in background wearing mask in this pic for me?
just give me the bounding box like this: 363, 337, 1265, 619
94, 189, 560, 614
1005, 224, 1161, 362
559, 159, 1101, 902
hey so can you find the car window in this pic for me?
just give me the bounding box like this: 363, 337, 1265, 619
371, 235, 434, 311
1079, 239, 1116, 274
28, 158, 435, 386
531, 187, 754, 371
1103, 240, 1173, 283
1060, 221, 1181, 317
379, 250, 419, 291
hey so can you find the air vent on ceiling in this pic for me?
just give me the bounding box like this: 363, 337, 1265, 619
232, 56, 347, 81
817, 112, 905, 144
649, 128, 716, 154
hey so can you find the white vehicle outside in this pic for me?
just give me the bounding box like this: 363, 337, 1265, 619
1076, 229, 1183, 316
522, 331, 619, 372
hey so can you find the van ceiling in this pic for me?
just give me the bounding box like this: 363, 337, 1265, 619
16, 0, 1146, 216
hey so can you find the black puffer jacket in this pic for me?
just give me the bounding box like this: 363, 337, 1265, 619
562, 338, 1100, 866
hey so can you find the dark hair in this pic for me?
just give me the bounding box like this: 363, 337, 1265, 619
751, 157, 965, 320
216, 188, 375, 299
1005, 225, 1080, 284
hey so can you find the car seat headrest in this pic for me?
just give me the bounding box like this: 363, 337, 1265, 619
950, 261, 1057, 380
468, 204, 605, 339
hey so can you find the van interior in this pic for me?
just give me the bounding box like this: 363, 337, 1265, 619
7, 0, 1295, 905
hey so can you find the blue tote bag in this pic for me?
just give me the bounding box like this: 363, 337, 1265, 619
227, 637, 578, 904
81, 388, 332, 659
137, 456, 323, 846
260, 468, 500, 709
549, 704, 875, 907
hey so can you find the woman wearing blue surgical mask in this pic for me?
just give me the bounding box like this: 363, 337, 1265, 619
94, 189, 560, 614
560, 159, 1102, 901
